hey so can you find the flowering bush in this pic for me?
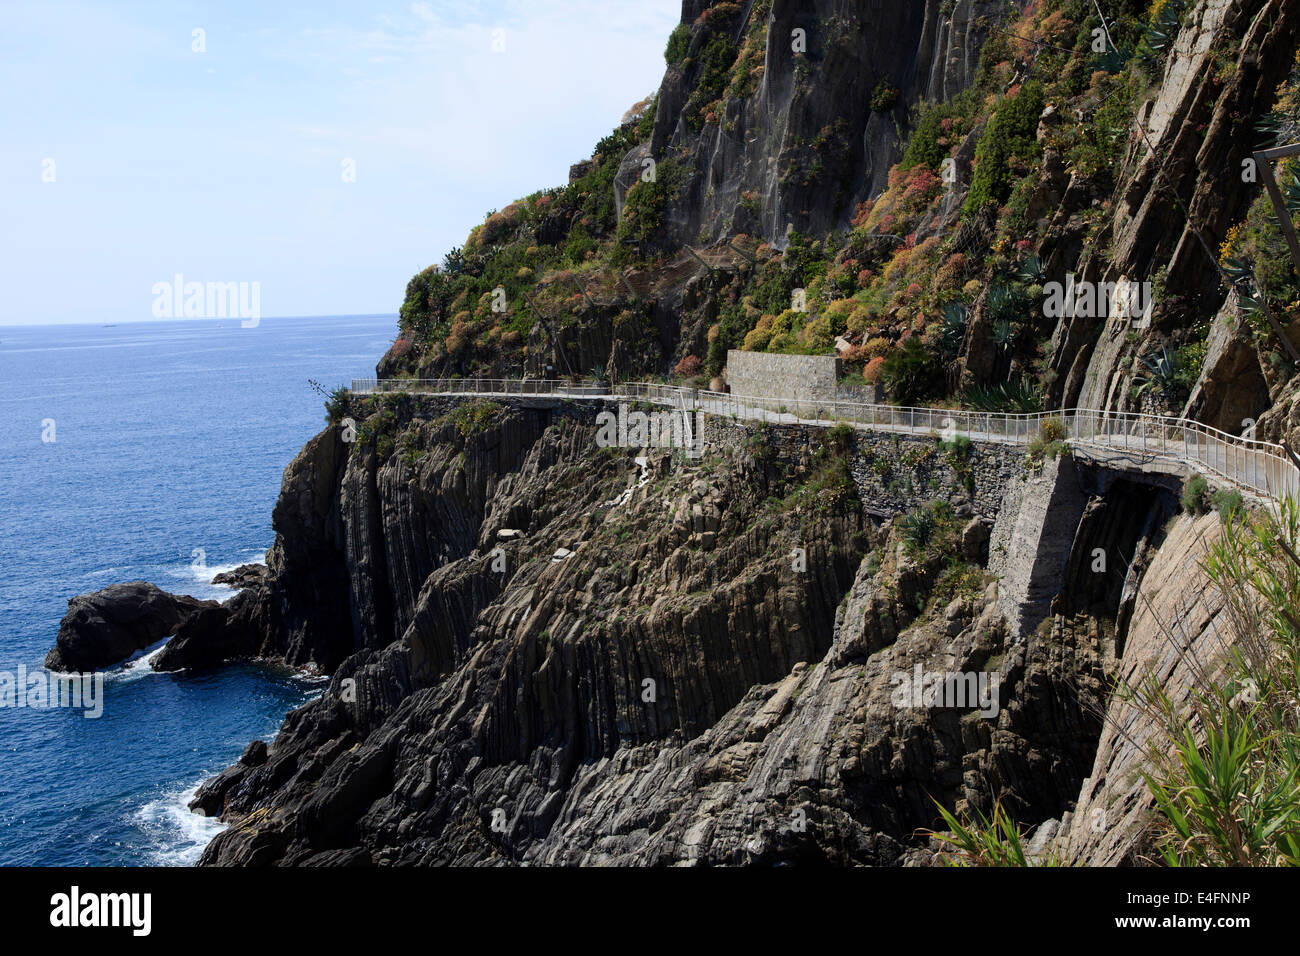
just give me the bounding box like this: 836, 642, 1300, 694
933, 252, 967, 292
900, 168, 942, 212
841, 344, 870, 364
852, 200, 874, 229
823, 299, 854, 335
446, 319, 471, 356
847, 303, 874, 337
674, 355, 703, 377
742, 313, 776, 351
863, 336, 892, 359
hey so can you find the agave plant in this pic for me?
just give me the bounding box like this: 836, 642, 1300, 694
899, 508, 937, 550
1134, 345, 1181, 399
941, 301, 969, 353
1255, 113, 1285, 150
1282, 170, 1300, 218
1238, 290, 1265, 318
962, 378, 1043, 413
1016, 253, 1046, 285
1095, 42, 1129, 75
988, 282, 1013, 321
1222, 256, 1256, 288
991, 319, 1017, 352
1145, 0, 1184, 55
1258, 170, 1300, 230
1220, 258, 1269, 321
987, 279, 1032, 325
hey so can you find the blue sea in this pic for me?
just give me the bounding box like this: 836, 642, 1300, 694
0, 315, 396, 866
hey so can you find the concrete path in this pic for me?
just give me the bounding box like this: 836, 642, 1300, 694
349, 378, 1299, 502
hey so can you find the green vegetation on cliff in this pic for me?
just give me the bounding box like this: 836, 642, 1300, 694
385, 0, 1299, 423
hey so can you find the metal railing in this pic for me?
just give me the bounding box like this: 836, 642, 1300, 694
348, 378, 1300, 501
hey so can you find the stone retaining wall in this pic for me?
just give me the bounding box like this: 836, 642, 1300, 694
702, 416, 1029, 519
726, 350, 840, 401
987, 455, 1090, 638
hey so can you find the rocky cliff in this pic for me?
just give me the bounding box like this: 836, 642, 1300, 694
644, 0, 1019, 248
198, 0, 1300, 866
190, 399, 1117, 865
53, 0, 1300, 865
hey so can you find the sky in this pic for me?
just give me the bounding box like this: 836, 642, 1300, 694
0, 0, 681, 326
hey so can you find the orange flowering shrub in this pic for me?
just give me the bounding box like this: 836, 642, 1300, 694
674, 355, 703, 377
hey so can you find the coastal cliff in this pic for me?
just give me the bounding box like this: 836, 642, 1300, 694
193, 401, 1113, 865
51, 0, 1300, 865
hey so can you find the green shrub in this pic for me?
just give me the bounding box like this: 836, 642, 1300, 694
870, 80, 900, 113
1039, 418, 1067, 443
707, 304, 753, 375
943, 434, 973, 468
324, 386, 349, 424
929, 559, 988, 609
898, 500, 956, 555
825, 422, 855, 455
564, 226, 598, 264
1182, 474, 1210, 515
683, 32, 739, 130
962, 378, 1043, 412
899, 508, 938, 550
928, 799, 1055, 867
882, 337, 942, 405
963, 81, 1045, 216
615, 160, 685, 255
440, 400, 502, 437
900, 101, 957, 172
1212, 488, 1244, 523
665, 23, 692, 66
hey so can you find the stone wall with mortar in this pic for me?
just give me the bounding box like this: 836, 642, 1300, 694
726, 350, 841, 402
700, 415, 1029, 520
357, 396, 1033, 529
847, 430, 1028, 519
987, 455, 1091, 638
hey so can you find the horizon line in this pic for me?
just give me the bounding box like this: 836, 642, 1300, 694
0, 313, 400, 330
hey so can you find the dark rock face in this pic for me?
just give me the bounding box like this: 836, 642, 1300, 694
643, 0, 1016, 248
185, 398, 1107, 866
211, 563, 268, 590
151, 590, 265, 672
1049, 0, 1300, 412
45, 582, 217, 672
1184, 307, 1271, 434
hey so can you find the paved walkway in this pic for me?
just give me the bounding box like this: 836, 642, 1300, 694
349, 378, 1299, 502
